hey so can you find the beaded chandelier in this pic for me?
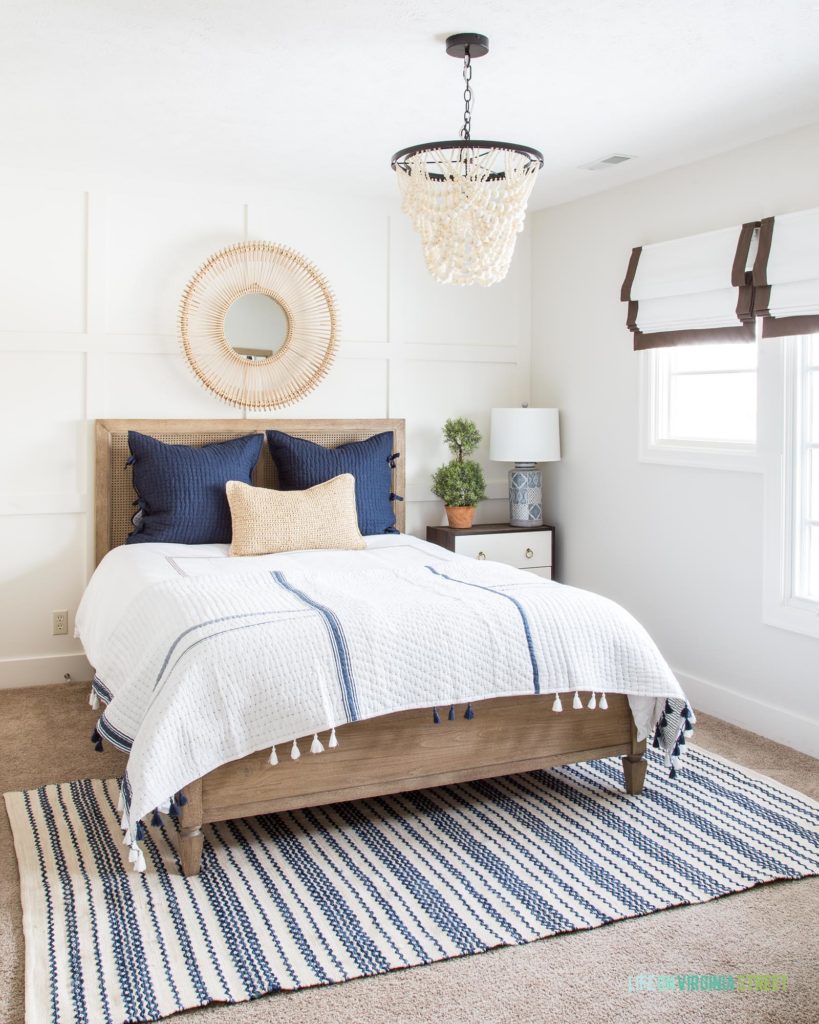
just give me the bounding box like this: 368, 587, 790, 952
391, 33, 543, 288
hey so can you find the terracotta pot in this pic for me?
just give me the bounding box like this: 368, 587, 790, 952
445, 506, 476, 529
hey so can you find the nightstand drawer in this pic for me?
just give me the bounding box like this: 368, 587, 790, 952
454, 531, 552, 569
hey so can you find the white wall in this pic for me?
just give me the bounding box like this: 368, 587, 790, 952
531, 122, 819, 756
0, 182, 532, 687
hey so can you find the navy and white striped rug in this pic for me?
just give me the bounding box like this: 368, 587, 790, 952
6, 747, 819, 1024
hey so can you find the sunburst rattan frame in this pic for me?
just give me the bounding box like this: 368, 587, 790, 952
178, 241, 338, 410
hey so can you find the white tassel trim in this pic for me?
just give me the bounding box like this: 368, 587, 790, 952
587, 693, 597, 710
117, 788, 124, 813
134, 848, 146, 873
89, 688, 100, 710
268, 745, 278, 766
310, 733, 324, 754
328, 727, 338, 749
572, 691, 582, 710
291, 739, 301, 761
599, 692, 608, 710
551, 693, 563, 713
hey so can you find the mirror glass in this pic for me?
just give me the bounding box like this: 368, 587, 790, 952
223, 292, 289, 359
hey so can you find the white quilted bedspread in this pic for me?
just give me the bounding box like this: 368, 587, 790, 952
76, 536, 687, 861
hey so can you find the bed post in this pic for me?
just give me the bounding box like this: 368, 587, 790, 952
622, 718, 647, 795
177, 779, 204, 877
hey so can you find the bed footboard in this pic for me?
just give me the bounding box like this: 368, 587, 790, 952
176, 693, 646, 877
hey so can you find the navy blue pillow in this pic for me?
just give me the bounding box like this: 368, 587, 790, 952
266, 430, 399, 535
127, 431, 263, 545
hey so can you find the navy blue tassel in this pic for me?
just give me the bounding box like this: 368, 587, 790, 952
673, 742, 681, 757
94, 739, 103, 752
678, 732, 686, 746
169, 800, 179, 818
652, 735, 660, 749
684, 719, 693, 732
432, 707, 440, 724
135, 821, 146, 841
681, 705, 690, 719
665, 699, 673, 713
464, 703, 475, 720
151, 809, 162, 827
448, 704, 455, 721
91, 727, 103, 751
388, 492, 404, 502
659, 713, 667, 730
387, 452, 401, 468
125, 455, 136, 466
669, 766, 677, 779
176, 791, 188, 806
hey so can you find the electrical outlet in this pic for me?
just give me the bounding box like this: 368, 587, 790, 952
52, 610, 68, 636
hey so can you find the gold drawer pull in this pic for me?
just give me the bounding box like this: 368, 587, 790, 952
477, 551, 486, 560
525, 547, 534, 560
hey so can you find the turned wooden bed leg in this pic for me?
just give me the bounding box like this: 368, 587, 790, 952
177, 779, 204, 877
179, 827, 204, 877
622, 753, 647, 794
622, 720, 648, 794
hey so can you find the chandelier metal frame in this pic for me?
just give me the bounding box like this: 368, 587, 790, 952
390, 33, 544, 182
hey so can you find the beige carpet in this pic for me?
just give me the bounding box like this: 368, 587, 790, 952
0, 683, 817, 1024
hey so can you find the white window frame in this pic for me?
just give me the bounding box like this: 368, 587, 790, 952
763, 335, 819, 639
638, 343, 762, 473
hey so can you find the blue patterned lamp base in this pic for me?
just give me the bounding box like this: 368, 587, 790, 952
508, 465, 543, 527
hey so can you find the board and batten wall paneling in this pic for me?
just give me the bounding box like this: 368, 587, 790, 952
0, 182, 533, 687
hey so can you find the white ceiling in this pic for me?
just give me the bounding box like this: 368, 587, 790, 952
1, 0, 818, 209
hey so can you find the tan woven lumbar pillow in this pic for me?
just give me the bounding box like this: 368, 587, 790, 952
226, 474, 366, 556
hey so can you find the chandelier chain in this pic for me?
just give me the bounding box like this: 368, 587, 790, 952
460, 50, 473, 141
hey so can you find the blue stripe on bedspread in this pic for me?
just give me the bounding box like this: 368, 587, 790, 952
425, 565, 540, 694
270, 570, 361, 722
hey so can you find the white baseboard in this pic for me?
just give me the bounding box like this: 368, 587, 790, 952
0, 652, 92, 689
675, 668, 819, 759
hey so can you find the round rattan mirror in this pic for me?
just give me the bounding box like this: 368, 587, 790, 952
178, 241, 338, 409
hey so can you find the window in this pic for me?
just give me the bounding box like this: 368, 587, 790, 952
763, 334, 819, 639
791, 336, 819, 603
640, 337, 760, 471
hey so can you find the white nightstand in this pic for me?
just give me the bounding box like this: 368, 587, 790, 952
426, 523, 554, 579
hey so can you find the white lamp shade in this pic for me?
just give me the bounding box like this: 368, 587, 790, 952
490, 407, 561, 463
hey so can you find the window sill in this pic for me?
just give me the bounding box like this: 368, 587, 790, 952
639, 441, 762, 474
763, 599, 819, 641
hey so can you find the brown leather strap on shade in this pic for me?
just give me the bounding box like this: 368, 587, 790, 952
732, 222, 759, 287
620, 247, 642, 303
752, 217, 775, 289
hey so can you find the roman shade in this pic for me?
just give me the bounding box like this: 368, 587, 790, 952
621, 222, 758, 349
752, 208, 819, 338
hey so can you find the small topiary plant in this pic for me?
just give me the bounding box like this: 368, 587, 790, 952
431, 418, 487, 512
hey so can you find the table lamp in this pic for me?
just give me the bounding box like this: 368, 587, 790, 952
490, 407, 561, 527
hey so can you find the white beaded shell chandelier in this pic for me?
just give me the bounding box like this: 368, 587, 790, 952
391, 33, 543, 288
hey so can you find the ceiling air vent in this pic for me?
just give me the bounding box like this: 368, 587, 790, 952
581, 153, 635, 171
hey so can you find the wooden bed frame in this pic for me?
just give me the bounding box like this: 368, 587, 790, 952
95, 417, 647, 877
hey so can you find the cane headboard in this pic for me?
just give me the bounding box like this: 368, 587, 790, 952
94, 418, 406, 564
